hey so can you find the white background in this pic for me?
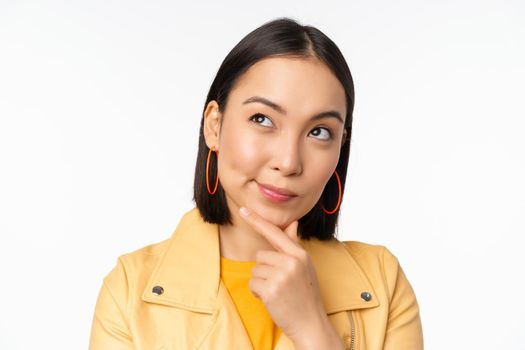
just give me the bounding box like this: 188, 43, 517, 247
1, 0, 524, 348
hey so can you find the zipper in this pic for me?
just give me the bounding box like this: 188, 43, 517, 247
346, 310, 356, 350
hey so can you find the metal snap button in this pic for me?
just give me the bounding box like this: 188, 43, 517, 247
152, 285, 164, 296
360, 291, 372, 301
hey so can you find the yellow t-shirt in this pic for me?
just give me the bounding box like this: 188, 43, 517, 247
220, 256, 283, 350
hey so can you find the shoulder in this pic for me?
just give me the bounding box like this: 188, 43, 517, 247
340, 240, 405, 298
101, 238, 170, 295
340, 241, 423, 347
90, 238, 172, 335
118, 238, 170, 271
340, 240, 400, 269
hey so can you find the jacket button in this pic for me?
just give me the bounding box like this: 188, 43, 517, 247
361, 291, 372, 301
152, 285, 164, 296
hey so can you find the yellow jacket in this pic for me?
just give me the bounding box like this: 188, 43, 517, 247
89, 207, 423, 349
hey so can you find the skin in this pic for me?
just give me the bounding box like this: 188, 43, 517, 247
203, 55, 347, 261
203, 56, 348, 349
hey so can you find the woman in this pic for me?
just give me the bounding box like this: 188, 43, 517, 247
89, 17, 424, 350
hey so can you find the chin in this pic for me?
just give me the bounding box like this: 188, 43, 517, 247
258, 205, 294, 226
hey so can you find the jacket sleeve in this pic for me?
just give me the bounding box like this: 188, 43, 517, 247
89, 257, 135, 350
381, 247, 424, 350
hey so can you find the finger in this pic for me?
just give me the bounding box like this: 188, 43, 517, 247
284, 220, 300, 244
248, 278, 264, 300
255, 249, 289, 267
239, 207, 302, 255
251, 263, 277, 280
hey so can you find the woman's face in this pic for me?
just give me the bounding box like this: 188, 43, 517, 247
203, 56, 347, 230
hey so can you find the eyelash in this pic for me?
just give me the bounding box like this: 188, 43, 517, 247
248, 113, 334, 141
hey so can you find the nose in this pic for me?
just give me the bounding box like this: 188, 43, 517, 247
270, 135, 303, 176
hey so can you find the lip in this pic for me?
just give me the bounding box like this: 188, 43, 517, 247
257, 182, 298, 203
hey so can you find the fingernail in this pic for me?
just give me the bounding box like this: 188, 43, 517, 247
239, 207, 251, 216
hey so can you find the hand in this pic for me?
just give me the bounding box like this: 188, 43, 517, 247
238, 206, 329, 343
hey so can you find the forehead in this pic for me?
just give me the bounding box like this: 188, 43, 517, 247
229, 56, 347, 117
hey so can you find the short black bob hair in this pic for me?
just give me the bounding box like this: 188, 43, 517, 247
193, 17, 354, 241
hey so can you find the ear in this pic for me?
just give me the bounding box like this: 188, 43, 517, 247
203, 100, 222, 150
341, 128, 348, 147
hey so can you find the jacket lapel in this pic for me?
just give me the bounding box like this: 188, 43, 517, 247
141, 207, 379, 349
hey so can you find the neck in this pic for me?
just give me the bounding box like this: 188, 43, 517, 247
218, 209, 276, 262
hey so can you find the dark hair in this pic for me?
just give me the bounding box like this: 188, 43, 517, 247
193, 17, 354, 241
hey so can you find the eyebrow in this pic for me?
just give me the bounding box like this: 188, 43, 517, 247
242, 96, 344, 124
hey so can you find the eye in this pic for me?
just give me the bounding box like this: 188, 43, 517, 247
249, 113, 333, 141
310, 127, 333, 141
249, 113, 274, 127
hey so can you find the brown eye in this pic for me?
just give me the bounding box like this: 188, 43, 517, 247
249, 113, 273, 127
310, 127, 333, 141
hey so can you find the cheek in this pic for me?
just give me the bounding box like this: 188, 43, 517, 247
305, 155, 339, 195
232, 134, 259, 164
218, 127, 262, 181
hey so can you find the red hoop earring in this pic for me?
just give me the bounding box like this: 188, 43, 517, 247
206, 146, 219, 195
321, 170, 341, 214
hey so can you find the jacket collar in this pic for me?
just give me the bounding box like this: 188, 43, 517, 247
141, 207, 379, 314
